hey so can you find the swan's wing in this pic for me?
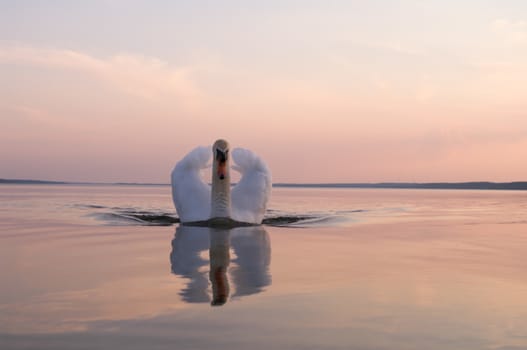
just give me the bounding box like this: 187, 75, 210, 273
231, 148, 272, 224
171, 146, 211, 223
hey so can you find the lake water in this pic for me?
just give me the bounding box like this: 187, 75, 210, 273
1, 184, 527, 350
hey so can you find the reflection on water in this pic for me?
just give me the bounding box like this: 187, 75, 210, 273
170, 225, 271, 306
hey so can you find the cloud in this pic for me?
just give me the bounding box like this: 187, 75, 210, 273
491, 19, 527, 45
0, 44, 201, 103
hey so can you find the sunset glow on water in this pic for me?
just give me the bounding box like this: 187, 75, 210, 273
1, 185, 526, 349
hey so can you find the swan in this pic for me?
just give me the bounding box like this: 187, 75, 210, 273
171, 139, 272, 225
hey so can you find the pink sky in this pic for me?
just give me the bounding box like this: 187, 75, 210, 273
1, 2, 526, 183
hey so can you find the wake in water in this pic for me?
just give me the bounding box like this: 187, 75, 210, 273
77, 204, 363, 227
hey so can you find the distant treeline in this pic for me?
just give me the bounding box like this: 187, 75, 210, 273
0, 179, 68, 185
2, 179, 527, 190
273, 182, 527, 190
0, 179, 164, 186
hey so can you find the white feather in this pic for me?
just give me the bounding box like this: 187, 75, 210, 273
171, 146, 211, 222
231, 148, 272, 224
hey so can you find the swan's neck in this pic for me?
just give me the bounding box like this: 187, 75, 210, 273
211, 164, 231, 218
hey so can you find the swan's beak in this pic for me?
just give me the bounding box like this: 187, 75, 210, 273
216, 149, 228, 180
217, 162, 226, 180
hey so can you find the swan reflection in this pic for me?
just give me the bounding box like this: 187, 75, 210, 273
170, 225, 271, 306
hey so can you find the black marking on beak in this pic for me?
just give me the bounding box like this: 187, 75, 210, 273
216, 148, 228, 180
216, 148, 228, 163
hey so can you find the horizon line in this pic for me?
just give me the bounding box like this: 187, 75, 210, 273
1, 178, 527, 190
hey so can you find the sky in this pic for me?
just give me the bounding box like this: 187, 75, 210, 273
1, 0, 526, 183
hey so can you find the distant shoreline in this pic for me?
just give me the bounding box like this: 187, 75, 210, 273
2, 178, 527, 190
273, 182, 527, 190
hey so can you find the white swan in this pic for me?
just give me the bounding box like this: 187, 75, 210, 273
171, 139, 272, 225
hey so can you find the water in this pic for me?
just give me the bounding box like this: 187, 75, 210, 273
1, 184, 527, 349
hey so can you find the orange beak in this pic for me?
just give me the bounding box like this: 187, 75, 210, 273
215, 148, 228, 180
217, 162, 226, 180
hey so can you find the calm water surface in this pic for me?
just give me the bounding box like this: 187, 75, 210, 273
1, 184, 527, 350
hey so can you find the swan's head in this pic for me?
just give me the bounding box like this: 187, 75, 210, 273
213, 139, 229, 180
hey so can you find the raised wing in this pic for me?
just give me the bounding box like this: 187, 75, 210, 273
231, 148, 272, 224
171, 146, 211, 223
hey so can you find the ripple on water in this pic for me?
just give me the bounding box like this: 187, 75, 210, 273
82, 206, 362, 227
75, 202, 366, 227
